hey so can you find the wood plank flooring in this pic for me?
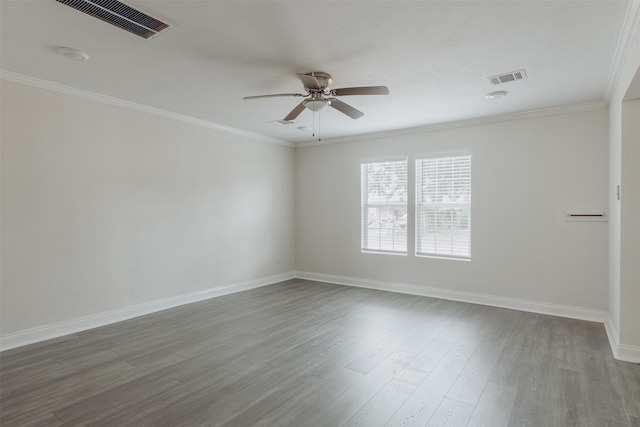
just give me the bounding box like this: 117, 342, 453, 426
1, 279, 639, 426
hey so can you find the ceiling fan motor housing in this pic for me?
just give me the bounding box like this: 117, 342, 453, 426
304, 71, 332, 90
303, 74, 333, 111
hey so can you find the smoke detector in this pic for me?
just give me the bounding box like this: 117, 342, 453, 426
57, 47, 89, 61
485, 90, 508, 99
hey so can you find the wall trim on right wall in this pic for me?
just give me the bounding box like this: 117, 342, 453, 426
605, 314, 640, 363
297, 271, 640, 363
296, 271, 606, 323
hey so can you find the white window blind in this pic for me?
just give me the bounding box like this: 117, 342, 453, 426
361, 159, 408, 254
416, 155, 471, 259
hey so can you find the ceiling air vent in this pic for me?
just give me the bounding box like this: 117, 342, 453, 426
488, 69, 528, 85
55, 0, 173, 39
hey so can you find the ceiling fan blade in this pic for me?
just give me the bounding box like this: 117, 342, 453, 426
296, 73, 322, 90
243, 93, 304, 100
329, 98, 364, 119
283, 102, 306, 121
331, 86, 389, 96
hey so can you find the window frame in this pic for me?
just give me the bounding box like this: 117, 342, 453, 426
415, 154, 472, 261
360, 157, 408, 255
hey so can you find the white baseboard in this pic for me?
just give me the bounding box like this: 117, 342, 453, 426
5, 270, 638, 364
0, 272, 296, 352
296, 271, 607, 323
604, 314, 640, 363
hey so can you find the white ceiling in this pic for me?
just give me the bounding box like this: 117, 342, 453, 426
0, 0, 631, 143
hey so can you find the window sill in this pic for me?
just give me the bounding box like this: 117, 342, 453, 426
416, 254, 471, 262
361, 250, 407, 256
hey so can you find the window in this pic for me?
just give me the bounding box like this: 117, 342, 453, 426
416, 155, 471, 259
361, 159, 408, 254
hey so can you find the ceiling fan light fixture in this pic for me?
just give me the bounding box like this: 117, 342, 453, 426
303, 98, 331, 112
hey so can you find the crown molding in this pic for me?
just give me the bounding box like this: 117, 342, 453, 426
0, 69, 608, 151
297, 100, 606, 148
603, 0, 640, 104
0, 70, 294, 148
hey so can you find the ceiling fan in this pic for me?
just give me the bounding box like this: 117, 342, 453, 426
243, 72, 389, 121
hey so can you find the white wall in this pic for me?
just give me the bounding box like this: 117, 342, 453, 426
608, 100, 622, 338
620, 99, 640, 346
0, 80, 295, 337
0, 79, 617, 351
296, 109, 609, 312
607, 6, 640, 360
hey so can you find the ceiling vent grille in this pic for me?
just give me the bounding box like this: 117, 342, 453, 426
55, 0, 173, 39
488, 69, 528, 85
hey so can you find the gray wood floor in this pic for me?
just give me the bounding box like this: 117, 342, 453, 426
1, 279, 639, 426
